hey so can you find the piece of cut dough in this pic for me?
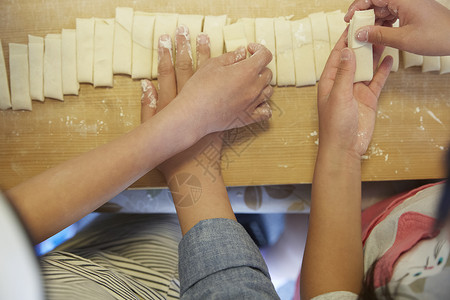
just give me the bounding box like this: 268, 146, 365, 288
28, 35, 44, 101
76, 18, 95, 84
326, 10, 347, 48
255, 18, 277, 85
44, 34, 64, 101
348, 9, 375, 82
291, 18, 316, 87
237, 18, 256, 43
132, 12, 155, 80
422, 56, 440, 73
403, 52, 423, 68
0, 40, 11, 110
274, 18, 295, 86
379, 20, 399, 72
203, 15, 227, 58
178, 14, 204, 70
440, 56, 450, 74
223, 22, 248, 52
9, 43, 32, 110
151, 14, 178, 79
93, 18, 115, 87
61, 29, 79, 95
309, 12, 331, 80
113, 7, 133, 75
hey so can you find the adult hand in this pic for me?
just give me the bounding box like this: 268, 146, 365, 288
317, 28, 393, 159
163, 39, 273, 137
345, 0, 450, 56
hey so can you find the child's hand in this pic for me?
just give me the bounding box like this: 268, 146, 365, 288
345, 0, 450, 55
317, 28, 392, 159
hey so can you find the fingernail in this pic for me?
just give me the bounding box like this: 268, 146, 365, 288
356, 29, 368, 42
197, 33, 208, 45
341, 48, 352, 61
176, 24, 189, 38
158, 34, 173, 64
159, 34, 172, 48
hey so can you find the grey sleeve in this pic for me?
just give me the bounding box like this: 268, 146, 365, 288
178, 218, 280, 299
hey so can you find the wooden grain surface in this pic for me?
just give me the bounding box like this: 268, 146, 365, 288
1, 0, 449, 190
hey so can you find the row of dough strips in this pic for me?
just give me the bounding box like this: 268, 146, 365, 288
0, 8, 448, 111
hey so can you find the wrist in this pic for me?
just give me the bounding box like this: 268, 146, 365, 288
316, 144, 362, 173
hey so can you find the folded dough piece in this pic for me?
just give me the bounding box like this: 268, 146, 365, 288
274, 18, 295, 86
178, 14, 204, 70
291, 18, 316, 87
28, 35, 44, 101
76, 18, 95, 84
9, 43, 32, 110
132, 12, 155, 80
237, 18, 256, 43
309, 12, 330, 80
326, 10, 347, 49
223, 22, 248, 52
93, 18, 115, 87
402, 52, 423, 68
152, 14, 178, 79
348, 9, 375, 82
422, 56, 440, 73
44, 34, 64, 101
203, 15, 227, 58
113, 7, 133, 75
61, 29, 80, 95
379, 20, 399, 72
440, 56, 450, 74
0, 40, 11, 110
255, 18, 276, 85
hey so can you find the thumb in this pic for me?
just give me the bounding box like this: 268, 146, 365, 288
216, 46, 247, 66
329, 48, 356, 100
356, 25, 403, 49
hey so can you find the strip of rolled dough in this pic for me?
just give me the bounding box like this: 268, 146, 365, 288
178, 14, 204, 70
440, 56, 450, 74
203, 15, 227, 58
422, 56, 440, 73
223, 22, 248, 52
152, 14, 178, 79
291, 18, 316, 87
326, 10, 347, 49
132, 12, 155, 80
0, 40, 11, 110
76, 18, 95, 84
237, 18, 256, 43
309, 12, 330, 80
61, 29, 79, 95
403, 52, 423, 68
379, 21, 399, 72
274, 18, 295, 86
113, 7, 133, 75
93, 18, 114, 87
9, 43, 32, 110
44, 34, 64, 101
348, 9, 375, 82
28, 35, 44, 101
255, 18, 276, 85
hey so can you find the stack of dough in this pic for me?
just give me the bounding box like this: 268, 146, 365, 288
1, 7, 448, 111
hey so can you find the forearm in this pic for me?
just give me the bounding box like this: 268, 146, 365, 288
166, 160, 236, 235
301, 146, 363, 299
7, 101, 199, 244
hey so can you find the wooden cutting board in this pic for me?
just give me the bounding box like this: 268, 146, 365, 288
1, 0, 449, 190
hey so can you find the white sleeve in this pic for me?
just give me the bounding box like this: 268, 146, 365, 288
312, 291, 359, 300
